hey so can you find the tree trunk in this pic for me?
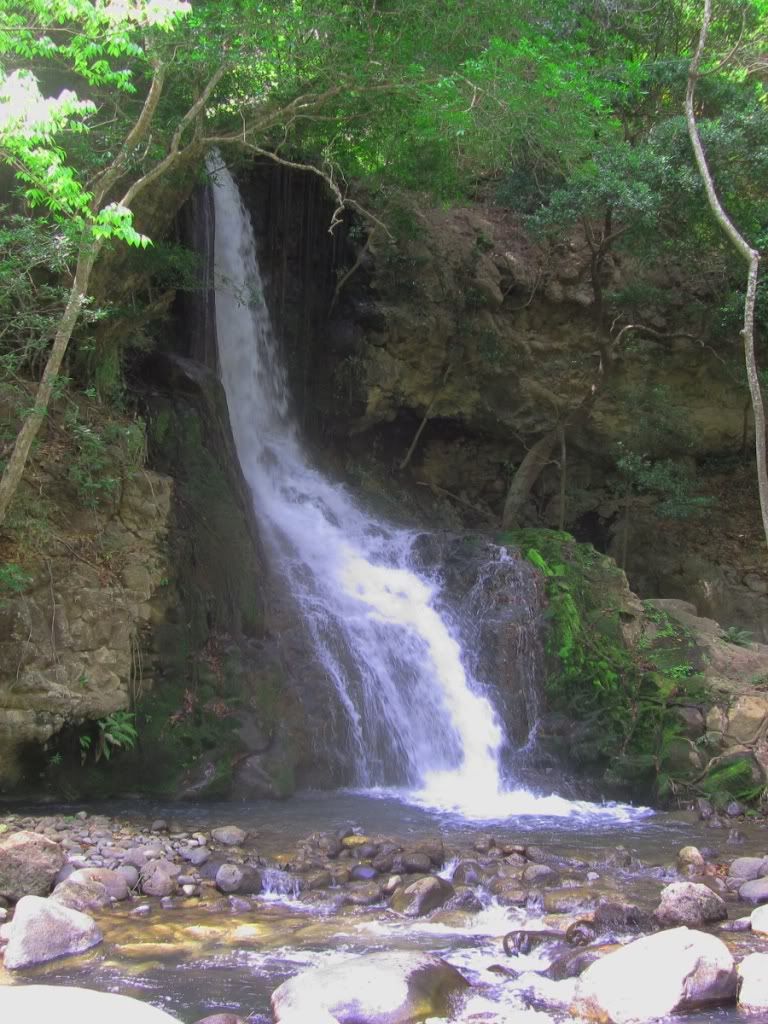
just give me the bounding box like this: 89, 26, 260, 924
0, 242, 97, 526
501, 429, 559, 530
685, 0, 768, 551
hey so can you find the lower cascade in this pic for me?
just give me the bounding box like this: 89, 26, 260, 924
209, 158, 639, 821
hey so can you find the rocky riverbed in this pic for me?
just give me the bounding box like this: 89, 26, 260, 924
2, 797, 768, 1022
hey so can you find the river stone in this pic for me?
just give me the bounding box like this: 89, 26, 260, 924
215, 863, 244, 893
390, 876, 454, 917
523, 863, 557, 884
654, 882, 727, 926
0, 986, 179, 1022
51, 878, 111, 912
738, 952, 768, 1011
728, 857, 765, 881
271, 950, 469, 1024
750, 904, 768, 936
397, 852, 432, 874
183, 846, 211, 867
452, 860, 485, 886
117, 864, 140, 888
571, 927, 736, 1023
212, 826, 247, 846
68, 866, 130, 900
140, 860, 179, 897
342, 881, 384, 906
3, 895, 102, 969
678, 846, 705, 870
544, 887, 597, 915
739, 877, 768, 904
0, 831, 65, 901
350, 864, 379, 881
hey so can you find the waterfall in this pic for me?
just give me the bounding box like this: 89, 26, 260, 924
208, 158, 645, 820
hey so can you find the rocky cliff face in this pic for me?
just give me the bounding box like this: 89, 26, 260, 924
242, 173, 764, 640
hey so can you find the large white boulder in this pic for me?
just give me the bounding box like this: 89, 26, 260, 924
738, 953, 768, 1012
3, 895, 102, 969
0, 985, 179, 1022
572, 927, 736, 1023
271, 951, 469, 1024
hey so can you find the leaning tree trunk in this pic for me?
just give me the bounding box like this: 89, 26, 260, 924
0, 241, 98, 526
501, 429, 559, 530
686, 0, 767, 552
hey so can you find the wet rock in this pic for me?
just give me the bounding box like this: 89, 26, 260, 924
51, 878, 111, 913
183, 846, 211, 867
493, 884, 528, 908
738, 953, 768, 1011
0, 985, 179, 1022
395, 853, 431, 874
654, 881, 727, 927
0, 831, 65, 901
572, 927, 736, 1023
677, 846, 704, 871
151, 820, 169, 832
117, 864, 140, 888
350, 864, 378, 882
548, 945, 612, 981
342, 881, 384, 906
140, 860, 180, 897
473, 835, 496, 853
739, 877, 768, 905
543, 887, 597, 915
728, 857, 765, 881
390, 876, 454, 918
271, 950, 469, 1024
211, 826, 247, 847
298, 869, 331, 891
442, 887, 483, 913
3, 895, 102, 969
68, 867, 130, 901
593, 901, 655, 934
215, 864, 244, 894
523, 863, 557, 884
452, 860, 485, 886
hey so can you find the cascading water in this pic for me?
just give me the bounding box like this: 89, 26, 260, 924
208, 157, 646, 821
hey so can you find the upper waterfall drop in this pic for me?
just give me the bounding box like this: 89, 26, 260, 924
208, 157, 648, 822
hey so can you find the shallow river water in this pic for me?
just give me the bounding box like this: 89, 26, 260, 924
6, 791, 768, 1023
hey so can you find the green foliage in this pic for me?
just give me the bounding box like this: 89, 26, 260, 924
80, 711, 138, 764
64, 405, 145, 508
505, 529, 711, 801
721, 625, 753, 647
0, 560, 31, 604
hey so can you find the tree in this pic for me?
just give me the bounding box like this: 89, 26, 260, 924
685, 0, 767, 551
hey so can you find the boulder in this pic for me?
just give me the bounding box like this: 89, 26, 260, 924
390, 876, 454, 917
654, 882, 727, 926
728, 857, 765, 882
0, 831, 65, 901
738, 953, 768, 1012
211, 826, 247, 846
677, 846, 704, 870
739, 877, 768, 904
214, 863, 261, 894
750, 904, 768, 936
271, 950, 469, 1024
68, 867, 131, 900
572, 927, 736, 1023
3, 895, 102, 969
140, 860, 180, 897
51, 878, 111, 912
0, 985, 179, 1022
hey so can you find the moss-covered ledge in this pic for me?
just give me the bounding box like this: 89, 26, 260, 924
500, 529, 763, 807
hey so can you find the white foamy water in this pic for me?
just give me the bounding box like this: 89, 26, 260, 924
209, 156, 647, 822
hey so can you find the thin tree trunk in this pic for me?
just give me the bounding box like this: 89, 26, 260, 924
558, 424, 567, 531
0, 242, 98, 525
686, 0, 767, 551
501, 429, 559, 530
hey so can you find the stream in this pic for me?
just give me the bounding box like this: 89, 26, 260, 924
6, 792, 768, 1023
